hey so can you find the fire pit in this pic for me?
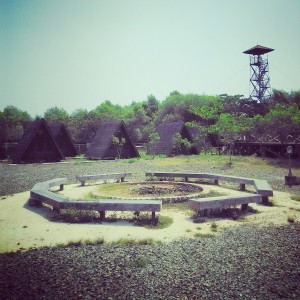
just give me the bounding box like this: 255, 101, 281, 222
89, 181, 203, 204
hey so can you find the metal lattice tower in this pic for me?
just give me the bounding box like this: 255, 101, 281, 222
243, 45, 274, 103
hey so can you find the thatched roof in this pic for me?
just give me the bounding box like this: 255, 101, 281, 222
147, 121, 199, 156
49, 123, 77, 157
11, 118, 64, 163
85, 120, 139, 160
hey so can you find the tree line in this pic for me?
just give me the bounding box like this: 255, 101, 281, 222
1, 89, 300, 147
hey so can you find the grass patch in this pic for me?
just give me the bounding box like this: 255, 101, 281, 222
49, 208, 99, 223
109, 238, 158, 246
291, 195, 300, 202
163, 202, 191, 212
194, 232, 215, 238
186, 229, 192, 233
83, 238, 105, 245
133, 214, 174, 229
290, 207, 300, 212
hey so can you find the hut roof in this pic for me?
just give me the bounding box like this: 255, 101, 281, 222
11, 118, 64, 163
48, 123, 77, 157
147, 121, 197, 156
85, 120, 139, 159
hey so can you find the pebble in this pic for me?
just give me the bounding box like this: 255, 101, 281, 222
0, 224, 300, 299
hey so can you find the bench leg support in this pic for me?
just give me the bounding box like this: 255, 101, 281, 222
53, 206, 60, 214
240, 183, 245, 191
121, 177, 125, 182
241, 203, 248, 211
60, 184, 64, 191
262, 196, 269, 205
151, 211, 156, 220
80, 181, 85, 186
214, 179, 219, 185
28, 198, 42, 207
99, 211, 105, 221
185, 177, 188, 182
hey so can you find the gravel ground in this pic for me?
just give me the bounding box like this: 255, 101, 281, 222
1, 156, 300, 299
0, 224, 300, 299
0, 156, 300, 196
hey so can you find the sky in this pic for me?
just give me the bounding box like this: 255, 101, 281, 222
1, 0, 300, 117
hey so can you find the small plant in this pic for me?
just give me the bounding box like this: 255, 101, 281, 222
287, 216, 295, 223
130, 257, 148, 268
186, 229, 192, 233
210, 221, 218, 232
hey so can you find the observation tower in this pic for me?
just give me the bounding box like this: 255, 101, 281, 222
243, 45, 274, 103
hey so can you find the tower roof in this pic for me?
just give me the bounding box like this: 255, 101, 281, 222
243, 45, 274, 55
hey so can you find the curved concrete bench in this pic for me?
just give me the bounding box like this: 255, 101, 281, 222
29, 178, 161, 220
146, 171, 273, 214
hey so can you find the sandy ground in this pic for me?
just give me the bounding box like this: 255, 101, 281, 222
1, 182, 300, 253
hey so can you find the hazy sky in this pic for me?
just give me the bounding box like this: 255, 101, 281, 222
1, 0, 300, 117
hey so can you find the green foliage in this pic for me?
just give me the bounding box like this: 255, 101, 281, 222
129, 257, 148, 268
44, 106, 69, 122
0, 105, 32, 141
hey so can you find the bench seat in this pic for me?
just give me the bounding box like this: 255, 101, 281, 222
188, 194, 262, 211
76, 173, 132, 186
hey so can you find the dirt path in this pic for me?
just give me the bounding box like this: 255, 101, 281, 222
1, 184, 300, 253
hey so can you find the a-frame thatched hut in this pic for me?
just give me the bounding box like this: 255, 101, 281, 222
11, 118, 65, 163
49, 123, 77, 157
147, 121, 199, 156
85, 120, 140, 160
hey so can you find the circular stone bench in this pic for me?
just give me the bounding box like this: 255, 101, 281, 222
29, 178, 162, 220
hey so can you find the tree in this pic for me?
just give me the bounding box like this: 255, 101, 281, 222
257, 104, 300, 144
209, 113, 252, 165
171, 133, 193, 155
0, 106, 32, 141
112, 135, 126, 159
44, 107, 69, 123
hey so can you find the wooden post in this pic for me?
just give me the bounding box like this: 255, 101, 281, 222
185, 177, 188, 182
99, 211, 105, 221
81, 181, 85, 187
241, 203, 248, 211
60, 184, 64, 191
214, 179, 219, 185
240, 183, 245, 191
121, 177, 125, 182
